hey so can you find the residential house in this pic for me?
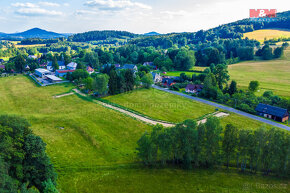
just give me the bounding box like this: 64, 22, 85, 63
58, 61, 66, 70
67, 62, 78, 70
0, 59, 4, 64
25, 65, 30, 71
0, 65, 5, 71
47, 61, 66, 71
151, 72, 162, 83
35, 68, 51, 78
143, 62, 157, 69
56, 70, 75, 77
255, 103, 289, 122
185, 84, 204, 94
87, 66, 94, 74
28, 55, 37, 60
162, 78, 175, 87
122, 64, 138, 73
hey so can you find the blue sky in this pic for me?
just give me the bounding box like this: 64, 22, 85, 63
0, 0, 287, 34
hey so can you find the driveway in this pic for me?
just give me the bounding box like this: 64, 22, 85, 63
153, 85, 290, 131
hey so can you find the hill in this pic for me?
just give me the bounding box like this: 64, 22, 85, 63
0, 28, 66, 40
229, 47, 290, 98
144, 32, 161, 36
243, 29, 290, 42
68, 30, 138, 42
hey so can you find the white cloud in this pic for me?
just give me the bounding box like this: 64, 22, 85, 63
39, 2, 60, 7
12, 3, 38, 8
161, 10, 190, 17
15, 8, 63, 16
84, 0, 152, 11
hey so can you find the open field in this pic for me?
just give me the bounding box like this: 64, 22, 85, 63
58, 167, 289, 193
0, 76, 288, 192
243, 29, 290, 42
0, 56, 10, 61
104, 88, 274, 129
165, 71, 201, 77
229, 48, 290, 98
14, 44, 46, 48
105, 88, 216, 123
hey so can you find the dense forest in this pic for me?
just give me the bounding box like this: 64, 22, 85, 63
0, 115, 58, 193
68, 30, 138, 42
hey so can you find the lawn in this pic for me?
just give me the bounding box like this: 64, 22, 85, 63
58, 167, 289, 193
243, 29, 290, 43
164, 71, 201, 77
104, 88, 275, 129
104, 88, 216, 123
228, 48, 290, 98
0, 76, 288, 192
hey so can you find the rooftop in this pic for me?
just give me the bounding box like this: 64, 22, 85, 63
255, 103, 289, 118
45, 75, 62, 81
35, 68, 50, 73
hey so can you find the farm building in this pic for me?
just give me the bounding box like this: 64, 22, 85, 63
255, 103, 289, 122
185, 84, 204, 94
67, 62, 78, 70
56, 70, 75, 77
35, 68, 51, 78
45, 75, 63, 83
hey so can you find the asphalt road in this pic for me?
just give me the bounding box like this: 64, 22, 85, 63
153, 85, 290, 131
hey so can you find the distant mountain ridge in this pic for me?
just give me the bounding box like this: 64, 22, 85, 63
0, 28, 67, 40
144, 32, 161, 36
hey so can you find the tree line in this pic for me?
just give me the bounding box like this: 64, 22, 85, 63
137, 117, 290, 177
0, 115, 58, 193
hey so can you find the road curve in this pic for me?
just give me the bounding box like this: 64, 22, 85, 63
153, 85, 290, 131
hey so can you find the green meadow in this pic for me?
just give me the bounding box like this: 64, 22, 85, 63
104, 88, 273, 129
164, 71, 201, 77
0, 76, 288, 192
229, 48, 290, 98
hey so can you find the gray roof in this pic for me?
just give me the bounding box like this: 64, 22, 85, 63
45, 75, 62, 81
255, 103, 289, 118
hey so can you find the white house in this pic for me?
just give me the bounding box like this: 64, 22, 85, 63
67, 62, 78, 70
28, 55, 37, 60
35, 68, 51, 78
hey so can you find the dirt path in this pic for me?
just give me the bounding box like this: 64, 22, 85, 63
53, 92, 74, 98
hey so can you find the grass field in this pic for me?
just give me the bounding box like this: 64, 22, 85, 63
14, 44, 46, 48
229, 48, 290, 98
104, 88, 216, 123
104, 88, 274, 129
243, 29, 290, 43
0, 76, 288, 192
164, 71, 201, 77
0, 56, 10, 61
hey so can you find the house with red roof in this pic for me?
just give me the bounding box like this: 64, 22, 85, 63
87, 66, 94, 74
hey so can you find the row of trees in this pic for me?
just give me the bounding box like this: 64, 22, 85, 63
0, 115, 58, 193
137, 117, 289, 177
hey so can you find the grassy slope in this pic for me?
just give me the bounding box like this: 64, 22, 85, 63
0, 76, 288, 192
243, 29, 290, 43
229, 48, 290, 98
105, 88, 216, 123
104, 89, 273, 129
